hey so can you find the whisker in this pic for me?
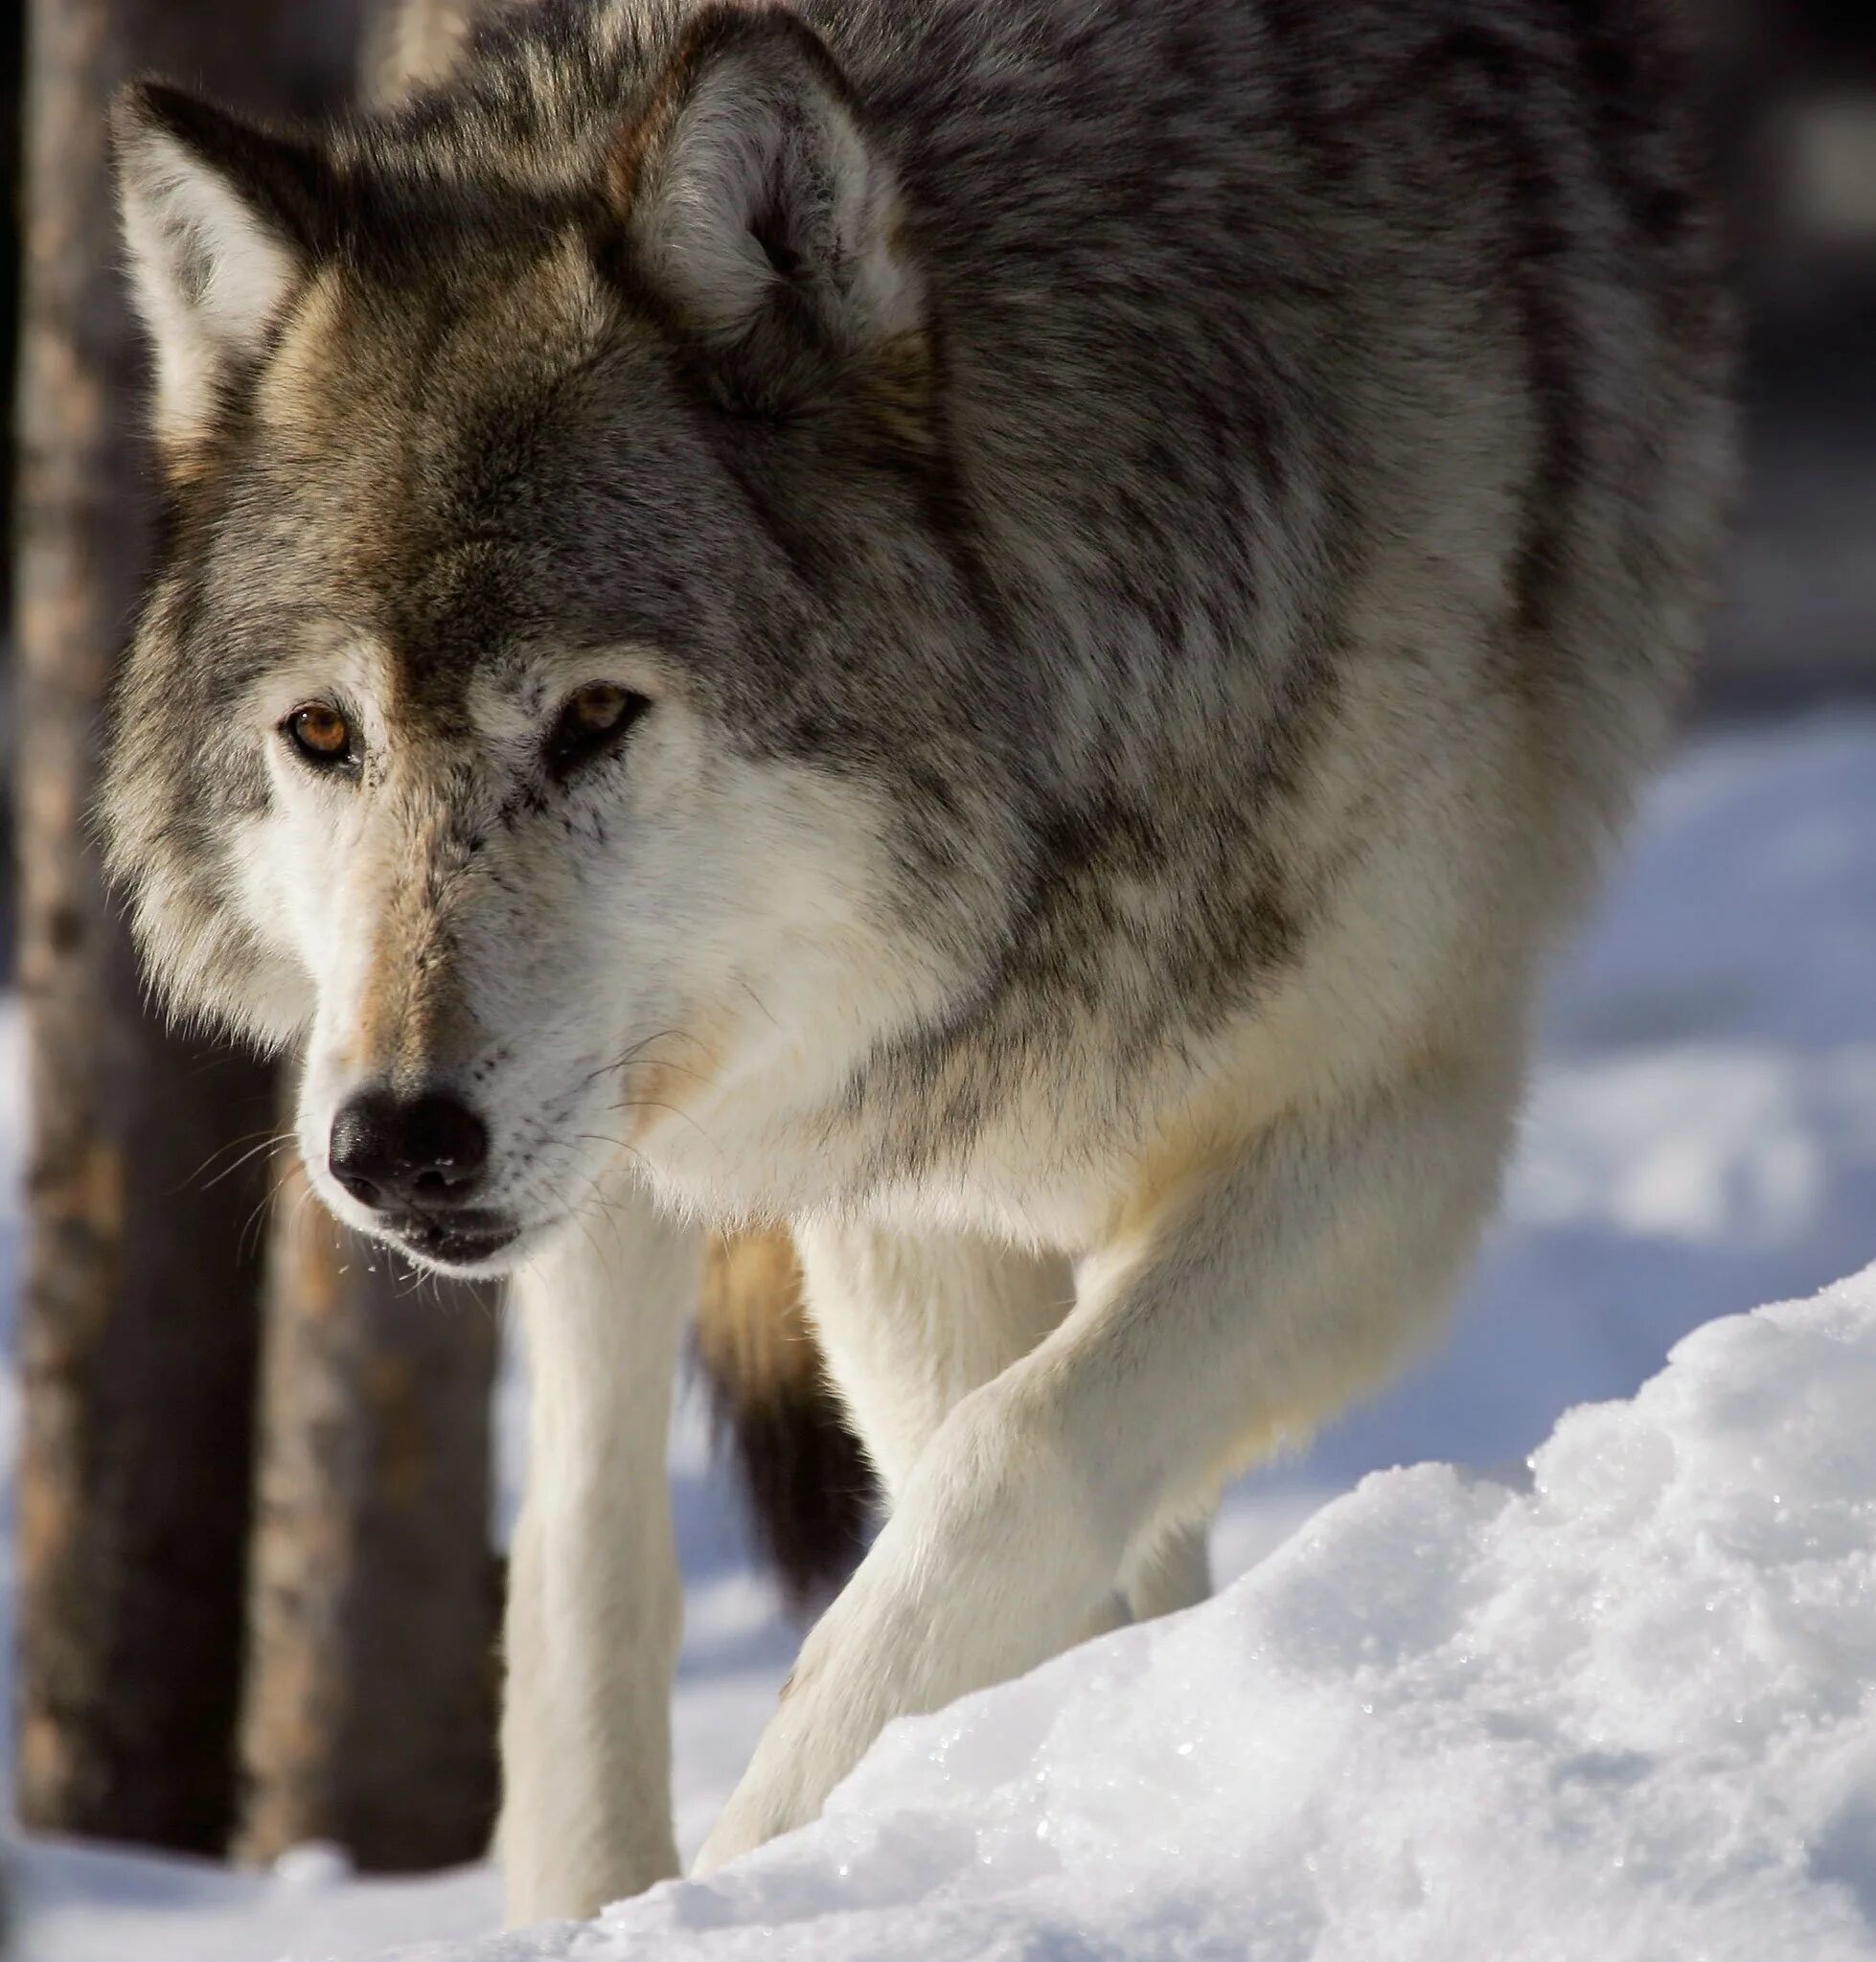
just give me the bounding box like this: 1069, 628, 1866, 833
734, 975, 782, 1033
198, 1129, 298, 1195
174, 1125, 296, 1197
615, 1094, 719, 1152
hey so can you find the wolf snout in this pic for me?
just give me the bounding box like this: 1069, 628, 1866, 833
328, 1088, 490, 1213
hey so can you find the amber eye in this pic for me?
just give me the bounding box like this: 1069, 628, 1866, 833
545, 682, 650, 778
284, 701, 355, 768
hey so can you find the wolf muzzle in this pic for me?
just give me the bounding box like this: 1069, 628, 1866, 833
328, 1086, 516, 1265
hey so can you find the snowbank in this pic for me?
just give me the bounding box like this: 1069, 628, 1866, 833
403, 1266, 1876, 1962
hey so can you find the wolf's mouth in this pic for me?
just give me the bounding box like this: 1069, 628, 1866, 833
381, 1209, 521, 1270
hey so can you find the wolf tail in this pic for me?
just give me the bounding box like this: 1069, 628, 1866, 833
694, 1231, 875, 1614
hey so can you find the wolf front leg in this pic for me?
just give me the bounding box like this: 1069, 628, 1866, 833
694, 1046, 1520, 1871
498, 1169, 698, 1923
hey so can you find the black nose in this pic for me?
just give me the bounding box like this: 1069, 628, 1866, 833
328, 1090, 490, 1213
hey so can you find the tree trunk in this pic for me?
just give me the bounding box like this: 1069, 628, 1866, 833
12, 0, 367, 1853
233, 0, 502, 1874
236, 1158, 501, 1870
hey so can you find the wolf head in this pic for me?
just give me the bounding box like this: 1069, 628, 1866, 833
105, 10, 1029, 1273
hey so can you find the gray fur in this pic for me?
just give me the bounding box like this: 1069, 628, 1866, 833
106, 0, 1735, 1905
109, 0, 1730, 1084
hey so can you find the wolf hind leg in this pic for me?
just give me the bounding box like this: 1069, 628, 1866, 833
1122, 1515, 1214, 1622
792, 1218, 1077, 1503
497, 1165, 698, 1923
797, 1222, 1219, 1623
800, 1220, 1219, 1622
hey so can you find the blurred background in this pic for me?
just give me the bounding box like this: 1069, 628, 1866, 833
0, 2, 1872, 1957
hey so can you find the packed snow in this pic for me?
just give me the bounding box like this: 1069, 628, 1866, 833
7, 711, 1876, 1960
408, 1264, 1876, 1962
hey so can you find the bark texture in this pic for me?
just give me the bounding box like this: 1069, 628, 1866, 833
237, 1158, 501, 1870
233, 0, 502, 1874
11, 0, 363, 1853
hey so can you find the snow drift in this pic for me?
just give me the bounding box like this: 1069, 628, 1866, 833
399, 1266, 1876, 1962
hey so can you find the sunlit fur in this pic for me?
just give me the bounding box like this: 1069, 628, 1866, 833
108, 0, 1734, 1921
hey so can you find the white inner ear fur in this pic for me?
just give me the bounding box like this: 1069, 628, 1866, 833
635, 55, 919, 351
119, 123, 301, 443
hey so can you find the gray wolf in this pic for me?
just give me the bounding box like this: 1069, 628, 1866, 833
105, 0, 1733, 1921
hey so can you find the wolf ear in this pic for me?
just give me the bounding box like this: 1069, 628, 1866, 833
112, 82, 331, 446
617, 10, 922, 409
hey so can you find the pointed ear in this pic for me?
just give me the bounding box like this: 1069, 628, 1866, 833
112, 82, 332, 447
616, 10, 923, 410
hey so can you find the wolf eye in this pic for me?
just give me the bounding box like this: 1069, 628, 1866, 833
284, 702, 355, 769
546, 682, 649, 777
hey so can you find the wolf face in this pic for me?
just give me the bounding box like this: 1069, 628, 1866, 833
105, 21, 1017, 1273
109, 2, 1732, 1282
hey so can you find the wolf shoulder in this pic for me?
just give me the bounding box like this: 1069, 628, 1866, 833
767, 0, 1737, 647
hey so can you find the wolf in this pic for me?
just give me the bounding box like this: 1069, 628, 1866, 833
104, 0, 1732, 1922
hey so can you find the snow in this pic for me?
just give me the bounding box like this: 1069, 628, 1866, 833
7, 710, 1876, 1960
408, 1266, 1876, 1962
